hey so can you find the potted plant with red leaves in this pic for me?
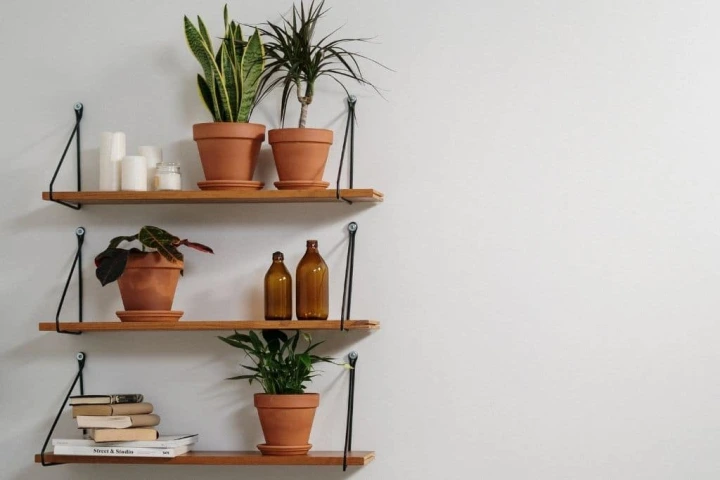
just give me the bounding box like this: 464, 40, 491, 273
95, 226, 213, 322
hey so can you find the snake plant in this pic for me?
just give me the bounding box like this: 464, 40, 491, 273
184, 5, 265, 122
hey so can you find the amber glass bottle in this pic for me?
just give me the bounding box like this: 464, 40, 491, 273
264, 251, 292, 320
296, 240, 329, 320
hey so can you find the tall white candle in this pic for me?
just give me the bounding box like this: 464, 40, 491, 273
121, 156, 148, 191
100, 132, 125, 191
138, 146, 162, 191
99, 132, 125, 191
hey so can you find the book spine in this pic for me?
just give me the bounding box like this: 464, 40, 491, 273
109, 394, 144, 404
53, 445, 187, 458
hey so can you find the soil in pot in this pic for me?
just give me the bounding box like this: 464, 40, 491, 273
193, 123, 266, 181
117, 252, 183, 312
268, 128, 333, 184
254, 393, 319, 456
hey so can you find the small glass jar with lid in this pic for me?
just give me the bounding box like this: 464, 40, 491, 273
154, 162, 182, 191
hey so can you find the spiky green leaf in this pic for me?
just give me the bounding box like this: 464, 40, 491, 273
197, 74, 218, 120
238, 29, 264, 122
221, 41, 239, 121
184, 16, 231, 122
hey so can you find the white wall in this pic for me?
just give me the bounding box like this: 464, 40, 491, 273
2, 0, 720, 478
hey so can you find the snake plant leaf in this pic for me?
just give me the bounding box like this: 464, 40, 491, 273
197, 16, 213, 54
221, 41, 239, 121
197, 74, 218, 120
95, 248, 129, 286
238, 29, 264, 122
185, 16, 220, 118
185, 16, 230, 121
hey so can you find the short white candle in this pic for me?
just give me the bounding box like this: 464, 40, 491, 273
138, 146, 162, 190
121, 156, 148, 191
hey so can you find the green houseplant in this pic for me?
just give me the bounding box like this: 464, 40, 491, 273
184, 5, 267, 186
95, 226, 213, 320
219, 329, 339, 455
254, 0, 382, 189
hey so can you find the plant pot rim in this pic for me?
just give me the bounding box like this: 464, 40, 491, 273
125, 251, 184, 270
254, 392, 320, 408
268, 128, 332, 134
193, 122, 266, 141
194, 121, 267, 128
268, 128, 333, 144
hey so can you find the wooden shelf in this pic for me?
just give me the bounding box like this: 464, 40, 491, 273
41, 189, 383, 204
38, 320, 379, 332
35, 450, 375, 466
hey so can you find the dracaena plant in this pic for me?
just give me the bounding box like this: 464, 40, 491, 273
94, 226, 214, 286
184, 5, 265, 122
219, 330, 342, 394
254, 0, 384, 128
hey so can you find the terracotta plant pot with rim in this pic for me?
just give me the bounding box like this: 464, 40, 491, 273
193, 123, 266, 181
117, 252, 183, 311
268, 128, 333, 182
254, 393, 319, 456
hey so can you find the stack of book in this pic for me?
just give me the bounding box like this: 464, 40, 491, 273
52, 394, 197, 458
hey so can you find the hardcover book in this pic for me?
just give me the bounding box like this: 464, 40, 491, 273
89, 428, 158, 443
76, 414, 160, 429
52, 434, 199, 449
69, 394, 144, 406
53, 444, 191, 458
72, 402, 153, 417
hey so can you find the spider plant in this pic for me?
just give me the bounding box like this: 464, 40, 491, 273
254, 0, 382, 128
184, 5, 265, 122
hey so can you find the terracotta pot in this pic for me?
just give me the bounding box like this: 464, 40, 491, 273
117, 252, 183, 311
193, 123, 266, 181
268, 128, 333, 182
254, 393, 319, 455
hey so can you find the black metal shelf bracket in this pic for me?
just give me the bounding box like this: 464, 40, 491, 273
55, 227, 85, 335
335, 95, 357, 204
48, 103, 83, 210
340, 222, 358, 331
40, 352, 86, 466
343, 351, 359, 471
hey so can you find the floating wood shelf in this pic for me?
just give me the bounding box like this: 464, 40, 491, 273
41, 189, 383, 204
35, 450, 375, 466
38, 320, 380, 332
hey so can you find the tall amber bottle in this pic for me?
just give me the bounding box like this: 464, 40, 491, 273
296, 240, 329, 320
264, 251, 292, 320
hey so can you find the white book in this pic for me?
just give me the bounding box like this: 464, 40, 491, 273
53, 444, 191, 458
52, 434, 198, 449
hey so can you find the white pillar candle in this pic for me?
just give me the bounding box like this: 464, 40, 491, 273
99, 132, 125, 191
138, 146, 162, 191
121, 156, 148, 191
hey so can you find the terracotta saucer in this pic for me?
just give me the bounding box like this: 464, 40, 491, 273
116, 310, 184, 322
257, 443, 312, 456
274, 180, 330, 190
197, 180, 264, 191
